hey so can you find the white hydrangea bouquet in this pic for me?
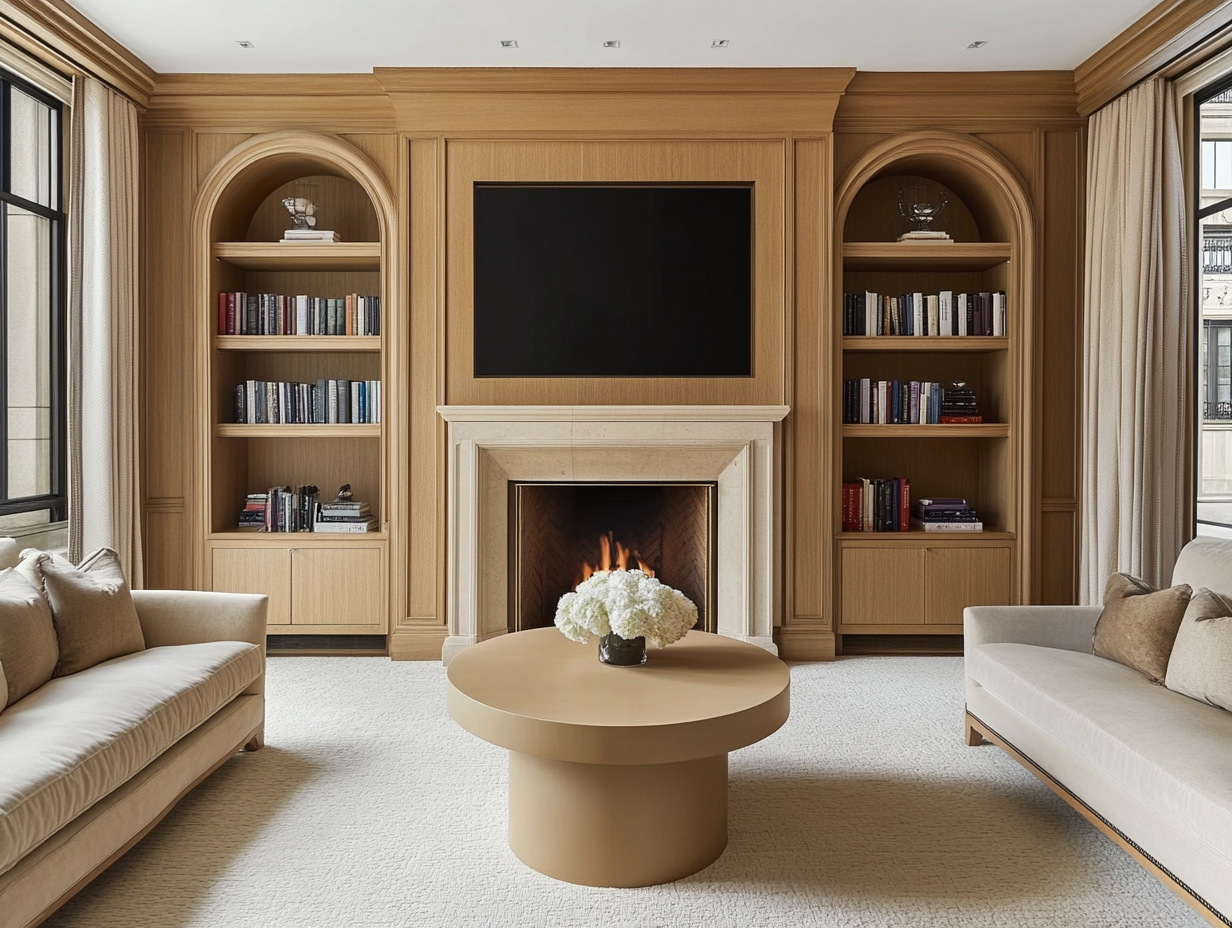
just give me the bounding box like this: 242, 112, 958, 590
555, 569, 698, 650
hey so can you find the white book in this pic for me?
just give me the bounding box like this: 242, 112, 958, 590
327, 380, 338, 424
351, 381, 360, 424
912, 291, 924, 336
926, 294, 938, 336
992, 292, 1004, 337
939, 290, 953, 336
860, 378, 870, 424
865, 291, 877, 336
296, 295, 309, 335
313, 517, 377, 534
911, 520, 984, 533
957, 293, 968, 336
245, 380, 256, 424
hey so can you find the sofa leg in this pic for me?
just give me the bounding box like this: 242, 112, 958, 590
965, 715, 985, 746
243, 724, 265, 752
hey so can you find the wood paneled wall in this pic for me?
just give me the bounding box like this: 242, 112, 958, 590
139, 68, 1084, 658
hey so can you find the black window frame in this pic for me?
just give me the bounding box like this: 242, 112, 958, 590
1205, 320, 1232, 420
0, 68, 66, 522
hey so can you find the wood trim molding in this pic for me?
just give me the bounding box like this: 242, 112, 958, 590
0, 0, 154, 106
836, 71, 1081, 129
374, 67, 857, 95
1075, 0, 1232, 117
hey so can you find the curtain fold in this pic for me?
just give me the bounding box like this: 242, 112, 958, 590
1079, 78, 1188, 603
67, 77, 143, 585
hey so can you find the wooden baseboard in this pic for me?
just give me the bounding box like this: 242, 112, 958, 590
389, 624, 448, 661
965, 711, 1230, 928
774, 625, 836, 661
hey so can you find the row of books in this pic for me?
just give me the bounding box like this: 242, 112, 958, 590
842, 477, 910, 532
218, 292, 381, 337
239, 488, 376, 533
232, 379, 382, 425
842, 290, 1007, 337
842, 380, 983, 425
913, 497, 983, 533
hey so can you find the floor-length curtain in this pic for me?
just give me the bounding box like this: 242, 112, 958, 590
1080, 78, 1187, 603
67, 76, 143, 585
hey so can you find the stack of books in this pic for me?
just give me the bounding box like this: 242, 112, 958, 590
238, 493, 268, 529
239, 485, 321, 532
315, 499, 377, 534
911, 497, 983, 533
841, 477, 910, 532
280, 229, 340, 243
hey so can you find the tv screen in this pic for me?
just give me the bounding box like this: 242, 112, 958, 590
473, 184, 752, 377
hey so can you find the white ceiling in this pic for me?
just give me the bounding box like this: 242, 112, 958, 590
68, 0, 1159, 74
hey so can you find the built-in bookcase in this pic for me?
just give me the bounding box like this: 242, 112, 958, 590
196, 145, 394, 637
833, 148, 1033, 650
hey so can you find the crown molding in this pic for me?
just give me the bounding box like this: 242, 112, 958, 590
0, 0, 154, 106
1075, 0, 1232, 116
373, 67, 857, 95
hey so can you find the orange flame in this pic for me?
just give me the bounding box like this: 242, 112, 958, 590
576, 532, 655, 587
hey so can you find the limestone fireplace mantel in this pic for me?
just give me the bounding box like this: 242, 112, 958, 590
437, 405, 789, 664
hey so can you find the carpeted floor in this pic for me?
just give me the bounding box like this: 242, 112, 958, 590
44, 656, 1205, 928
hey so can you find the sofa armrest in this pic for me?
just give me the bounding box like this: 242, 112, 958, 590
963, 604, 1102, 655
132, 590, 267, 695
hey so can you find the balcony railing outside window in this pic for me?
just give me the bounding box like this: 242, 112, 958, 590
1203, 234, 1232, 272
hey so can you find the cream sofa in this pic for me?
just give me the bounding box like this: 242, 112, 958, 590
964, 537, 1232, 927
0, 542, 267, 928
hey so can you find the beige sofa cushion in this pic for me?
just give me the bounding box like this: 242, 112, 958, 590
968, 642, 1232, 864
1165, 588, 1232, 711
0, 568, 59, 707
23, 548, 145, 677
1092, 572, 1191, 684
0, 640, 262, 877
0, 538, 18, 570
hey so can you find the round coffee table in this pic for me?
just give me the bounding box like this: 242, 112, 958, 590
446, 627, 790, 887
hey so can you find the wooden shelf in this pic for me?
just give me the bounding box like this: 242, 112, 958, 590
842, 336, 1008, 352
214, 336, 381, 352
842, 242, 1011, 271
213, 242, 381, 271
842, 424, 1009, 438
215, 424, 381, 438
837, 530, 1015, 541
209, 531, 387, 542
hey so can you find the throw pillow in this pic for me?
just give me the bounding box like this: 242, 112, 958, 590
0, 537, 18, 569
1092, 572, 1192, 684
1164, 588, 1232, 711
24, 548, 145, 677
0, 565, 59, 706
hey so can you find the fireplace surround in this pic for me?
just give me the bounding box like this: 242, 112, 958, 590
438, 405, 789, 663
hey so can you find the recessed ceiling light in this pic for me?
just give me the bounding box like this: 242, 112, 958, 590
711, 39, 729, 48
500, 39, 518, 48
967, 40, 989, 49
603, 40, 621, 48
236, 40, 256, 48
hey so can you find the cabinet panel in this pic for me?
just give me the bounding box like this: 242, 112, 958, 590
292, 546, 384, 626
924, 546, 1011, 625
841, 547, 925, 625
212, 547, 291, 626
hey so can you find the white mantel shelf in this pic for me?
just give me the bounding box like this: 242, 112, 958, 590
437, 405, 791, 422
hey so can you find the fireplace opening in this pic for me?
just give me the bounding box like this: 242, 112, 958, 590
510, 482, 716, 634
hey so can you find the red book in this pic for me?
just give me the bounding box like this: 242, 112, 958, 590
842, 482, 860, 532
900, 478, 910, 532
227, 293, 237, 335
940, 415, 984, 424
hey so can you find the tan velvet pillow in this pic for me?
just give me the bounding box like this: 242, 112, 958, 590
0, 565, 59, 706
24, 548, 145, 677
1164, 588, 1232, 711
1092, 572, 1191, 684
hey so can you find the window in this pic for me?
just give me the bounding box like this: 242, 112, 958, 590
1207, 321, 1232, 420
0, 69, 65, 530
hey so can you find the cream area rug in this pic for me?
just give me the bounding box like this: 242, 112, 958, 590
45, 656, 1205, 928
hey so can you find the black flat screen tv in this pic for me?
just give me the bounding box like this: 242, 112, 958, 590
473, 184, 752, 378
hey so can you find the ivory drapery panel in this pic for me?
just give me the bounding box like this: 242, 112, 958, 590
67, 77, 143, 585
1080, 77, 1187, 603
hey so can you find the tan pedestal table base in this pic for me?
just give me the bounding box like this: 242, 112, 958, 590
509, 751, 728, 887
447, 628, 790, 887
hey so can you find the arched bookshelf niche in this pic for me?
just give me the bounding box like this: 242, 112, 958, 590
191, 132, 397, 637
831, 131, 1035, 650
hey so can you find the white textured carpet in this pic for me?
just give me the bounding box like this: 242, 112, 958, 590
45, 657, 1205, 928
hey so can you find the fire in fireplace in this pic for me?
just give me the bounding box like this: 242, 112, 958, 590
510, 482, 716, 633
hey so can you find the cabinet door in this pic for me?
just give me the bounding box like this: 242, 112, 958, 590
924, 547, 1011, 626
841, 547, 925, 626
291, 546, 385, 627
212, 547, 291, 627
